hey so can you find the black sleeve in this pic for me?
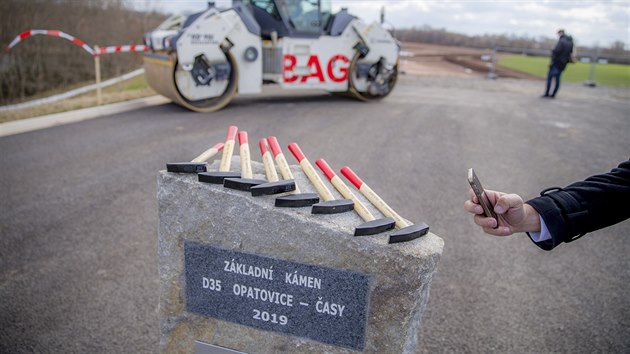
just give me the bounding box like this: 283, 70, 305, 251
525, 158, 630, 250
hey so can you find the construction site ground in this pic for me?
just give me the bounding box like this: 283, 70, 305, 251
399, 42, 541, 80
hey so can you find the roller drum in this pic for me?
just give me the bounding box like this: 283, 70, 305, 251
143, 51, 238, 113
347, 52, 399, 102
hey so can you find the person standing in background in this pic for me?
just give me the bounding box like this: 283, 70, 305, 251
542, 29, 574, 98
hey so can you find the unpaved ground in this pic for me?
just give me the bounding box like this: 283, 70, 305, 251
400, 42, 541, 80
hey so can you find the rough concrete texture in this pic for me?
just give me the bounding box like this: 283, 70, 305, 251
158, 157, 444, 353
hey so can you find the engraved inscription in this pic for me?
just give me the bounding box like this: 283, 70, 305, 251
184, 242, 372, 351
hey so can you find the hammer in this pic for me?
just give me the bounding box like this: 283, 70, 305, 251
223, 131, 267, 191
198, 125, 241, 184
166, 142, 224, 173
267, 136, 319, 208
250, 138, 297, 196
316, 159, 395, 235
287, 143, 354, 214
340, 166, 429, 243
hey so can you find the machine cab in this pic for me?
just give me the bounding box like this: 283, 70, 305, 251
243, 0, 334, 38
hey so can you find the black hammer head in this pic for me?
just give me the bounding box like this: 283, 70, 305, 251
223, 178, 267, 191
250, 180, 296, 197
354, 217, 396, 236
275, 193, 320, 208
311, 199, 354, 214
198, 171, 241, 184
166, 162, 207, 173
388, 222, 430, 244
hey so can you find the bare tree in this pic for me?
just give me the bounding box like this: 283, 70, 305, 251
0, 0, 166, 104
395, 26, 627, 61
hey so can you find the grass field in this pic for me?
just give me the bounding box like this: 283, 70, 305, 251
0, 74, 155, 123
498, 55, 630, 87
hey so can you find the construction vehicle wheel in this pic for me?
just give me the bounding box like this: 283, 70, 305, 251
347, 52, 398, 102
143, 51, 238, 113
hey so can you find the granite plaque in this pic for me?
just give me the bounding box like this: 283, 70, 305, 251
184, 241, 372, 351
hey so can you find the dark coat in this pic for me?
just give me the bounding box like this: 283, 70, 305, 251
550, 34, 574, 71
526, 158, 630, 250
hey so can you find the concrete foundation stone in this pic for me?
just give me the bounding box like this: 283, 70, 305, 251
158, 157, 444, 353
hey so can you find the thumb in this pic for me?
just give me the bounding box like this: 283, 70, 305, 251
494, 193, 523, 214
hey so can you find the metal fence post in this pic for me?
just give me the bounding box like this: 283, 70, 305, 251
584, 44, 599, 87
487, 47, 498, 79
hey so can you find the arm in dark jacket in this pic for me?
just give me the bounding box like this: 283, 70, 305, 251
525, 158, 630, 250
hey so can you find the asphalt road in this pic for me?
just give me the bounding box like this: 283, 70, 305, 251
1, 75, 629, 353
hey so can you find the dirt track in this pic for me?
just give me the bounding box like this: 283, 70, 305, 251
400, 42, 541, 80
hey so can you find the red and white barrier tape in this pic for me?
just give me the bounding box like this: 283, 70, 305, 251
95, 45, 148, 55
7, 29, 147, 56
7, 29, 95, 55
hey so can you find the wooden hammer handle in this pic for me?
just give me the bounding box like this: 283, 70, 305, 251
316, 159, 375, 222
238, 131, 252, 179
219, 125, 238, 172
259, 138, 279, 182
341, 166, 410, 228
268, 136, 300, 193
288, 143, 335, 201
191, 143, 224, 162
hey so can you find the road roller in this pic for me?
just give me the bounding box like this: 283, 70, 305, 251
143, 0, 400, 112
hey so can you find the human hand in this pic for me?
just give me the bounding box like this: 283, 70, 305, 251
464, 189, 541, 236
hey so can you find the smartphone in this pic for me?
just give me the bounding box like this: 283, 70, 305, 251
467, 168, 498, 222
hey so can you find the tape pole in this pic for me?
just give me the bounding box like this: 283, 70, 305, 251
94, 46, 102, 105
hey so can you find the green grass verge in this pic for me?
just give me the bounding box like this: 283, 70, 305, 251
102, 74, 150, 93
498, 55, 630, 87
0, 73, 155, 123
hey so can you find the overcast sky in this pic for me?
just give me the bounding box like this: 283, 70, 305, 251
143, 0, 629, 47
